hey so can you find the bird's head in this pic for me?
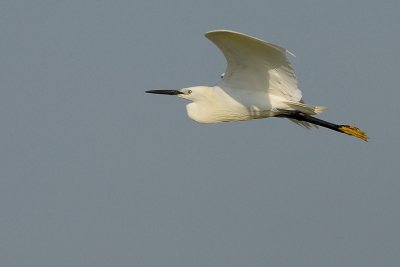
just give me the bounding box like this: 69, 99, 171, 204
146, 86, 211, 102
146, 86, 218, 123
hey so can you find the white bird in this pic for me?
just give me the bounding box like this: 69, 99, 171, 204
146, 30, 368, 141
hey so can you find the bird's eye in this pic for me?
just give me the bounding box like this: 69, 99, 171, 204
188, 90, 192, 94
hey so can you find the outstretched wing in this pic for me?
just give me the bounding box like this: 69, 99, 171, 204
205, 30, 302, 101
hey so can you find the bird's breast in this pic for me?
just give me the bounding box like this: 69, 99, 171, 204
185, 100, 273, 124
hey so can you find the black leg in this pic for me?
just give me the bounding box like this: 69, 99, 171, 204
276, 110, 368, 141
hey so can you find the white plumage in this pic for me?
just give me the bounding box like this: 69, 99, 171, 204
146, 30, 368, 141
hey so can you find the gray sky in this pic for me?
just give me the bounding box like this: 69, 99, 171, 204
1, 0, 399, 266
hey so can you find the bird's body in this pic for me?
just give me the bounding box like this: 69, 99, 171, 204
183, 86, 271, 123
184, 86, 300, 123
147, 30, 368, 141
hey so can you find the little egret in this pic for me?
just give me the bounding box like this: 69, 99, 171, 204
146, 30, 368, 141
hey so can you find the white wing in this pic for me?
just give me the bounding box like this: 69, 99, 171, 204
205, 30, 302, 102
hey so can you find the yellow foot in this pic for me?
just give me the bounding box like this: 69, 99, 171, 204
338, 125, 369, 141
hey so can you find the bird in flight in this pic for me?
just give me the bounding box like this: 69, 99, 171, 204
146, 30, 368, 141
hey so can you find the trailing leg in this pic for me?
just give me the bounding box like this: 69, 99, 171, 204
276, 111, 368, 141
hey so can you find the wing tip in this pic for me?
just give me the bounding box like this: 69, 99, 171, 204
205, 29, 288, 53
205, 29, 237, 39
205, 29, 235, 35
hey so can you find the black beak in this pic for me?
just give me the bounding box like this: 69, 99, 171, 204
146, 90, 183, 95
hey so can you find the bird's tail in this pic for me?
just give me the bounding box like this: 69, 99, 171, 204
283, 101, 327, 115
283, 101, 327, 129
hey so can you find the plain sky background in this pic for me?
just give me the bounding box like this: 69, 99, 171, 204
1, 0, 399, 266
